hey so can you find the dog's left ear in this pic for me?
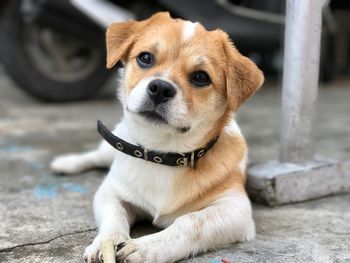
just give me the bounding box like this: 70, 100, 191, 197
219, 31, 264, 111
106, 12, 171, 68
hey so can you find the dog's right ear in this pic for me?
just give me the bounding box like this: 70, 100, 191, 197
106, 12, 171, 68
106, 20, 139, 68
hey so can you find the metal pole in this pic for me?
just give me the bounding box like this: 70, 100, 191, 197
280, 0, 328, 164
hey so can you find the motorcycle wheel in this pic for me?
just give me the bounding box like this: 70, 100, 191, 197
0, 0, 112, 102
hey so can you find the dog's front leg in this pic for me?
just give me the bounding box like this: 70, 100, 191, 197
51, 138, 116, 174
116, 191, 255, 263
84, 178, 136, 263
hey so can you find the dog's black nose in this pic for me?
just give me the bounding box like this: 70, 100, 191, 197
147, 79, 176, 105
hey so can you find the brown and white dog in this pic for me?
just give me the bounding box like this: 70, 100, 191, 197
51, 12, 264, 263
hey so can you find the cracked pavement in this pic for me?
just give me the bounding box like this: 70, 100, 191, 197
0, 66, 350, 262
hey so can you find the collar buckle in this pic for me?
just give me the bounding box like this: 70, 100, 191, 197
176, 156, 188, 167
143, 149, 148, 161
190, 151, 195, 168
176, 151, 195, 168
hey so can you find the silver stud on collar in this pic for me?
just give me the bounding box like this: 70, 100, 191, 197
197, 149, 205, 157
134, 150, 142, 157
116, 142, 123, 151
153, 156, 163, 163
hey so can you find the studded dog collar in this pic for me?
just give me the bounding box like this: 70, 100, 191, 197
97, 120, 218, 168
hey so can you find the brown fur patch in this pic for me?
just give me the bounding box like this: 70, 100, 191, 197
157, 128, 247, 223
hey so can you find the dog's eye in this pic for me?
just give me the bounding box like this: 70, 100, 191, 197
189, 71, 211, 87
137, 52, 154, 68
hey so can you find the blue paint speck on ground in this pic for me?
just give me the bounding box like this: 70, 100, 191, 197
33, 182, 88, 199
33, 184, 59, 199
62, 182, 88, 194
0, 145, 34, 153
26, 161, 46, 170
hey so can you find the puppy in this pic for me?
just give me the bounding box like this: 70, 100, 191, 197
51, 12, 263, 263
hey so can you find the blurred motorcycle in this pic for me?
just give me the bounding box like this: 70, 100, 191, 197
0, 0, 113, 101
0, 0, 171, 101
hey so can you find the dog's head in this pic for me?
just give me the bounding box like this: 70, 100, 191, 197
106, 12, 263, 146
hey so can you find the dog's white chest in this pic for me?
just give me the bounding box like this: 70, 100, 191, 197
106, 122, 184, 219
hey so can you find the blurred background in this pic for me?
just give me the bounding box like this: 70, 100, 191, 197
0, 0, 349, 102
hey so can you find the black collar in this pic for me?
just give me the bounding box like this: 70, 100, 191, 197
97, 120, 218, 168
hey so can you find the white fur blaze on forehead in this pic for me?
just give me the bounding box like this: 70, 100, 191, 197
182, 21, 197, 41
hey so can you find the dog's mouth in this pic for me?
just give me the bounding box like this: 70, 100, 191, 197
127, 108, 191, 133
139, 111, 168, 124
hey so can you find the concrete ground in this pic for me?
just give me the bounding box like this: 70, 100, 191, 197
0, 66, 349, 263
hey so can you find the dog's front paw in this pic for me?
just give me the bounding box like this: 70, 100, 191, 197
84, 239, 101, 263
116, 237, 162, 263
50, 154, 87, 174
84, 234, 129, 263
